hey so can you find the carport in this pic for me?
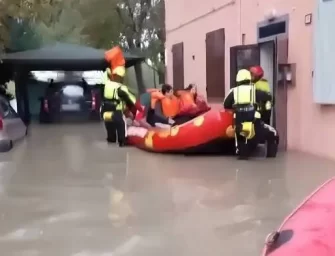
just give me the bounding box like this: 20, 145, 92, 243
0, 43, 144, 124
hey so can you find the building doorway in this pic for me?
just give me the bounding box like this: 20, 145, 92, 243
229, 37, 288, 150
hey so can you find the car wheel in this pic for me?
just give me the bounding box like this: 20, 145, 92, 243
39, 114, 50, 124
0, 140, 13, 153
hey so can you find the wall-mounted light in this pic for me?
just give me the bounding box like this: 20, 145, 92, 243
242, 34, 246, 45
265, 9, 277, 22
305, 13, 312, 25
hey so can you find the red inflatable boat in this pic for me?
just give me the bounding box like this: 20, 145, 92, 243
127, 109, 235, 154
262, 177, 335, 256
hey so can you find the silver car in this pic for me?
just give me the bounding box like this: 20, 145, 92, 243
0, 96, 27, 152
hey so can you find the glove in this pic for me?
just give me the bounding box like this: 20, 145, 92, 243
168, 118, 175, 125
265, 101, 272, 110
135, 101, 144, 112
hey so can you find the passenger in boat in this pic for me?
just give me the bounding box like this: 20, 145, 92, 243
174, 84, 210, 125
130, 92, 153, 128
147, 84, 175, 127
177, 84, 197, 109
250, 66, 273, 125
133, 102, 152, 129
223, 69, 278, 160
184, 83, 210, 113
186, 83, 197, 94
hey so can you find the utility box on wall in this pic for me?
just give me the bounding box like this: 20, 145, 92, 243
314, 0, 335, 104
278, 63, 296, 87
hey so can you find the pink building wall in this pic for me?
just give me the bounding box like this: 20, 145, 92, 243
165, 0, 335, 159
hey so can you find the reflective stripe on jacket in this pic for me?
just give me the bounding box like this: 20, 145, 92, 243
104, 80, 136, 111
233, 85, 256, 105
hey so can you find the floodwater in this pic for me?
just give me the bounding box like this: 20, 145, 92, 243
0, 123, 334, 256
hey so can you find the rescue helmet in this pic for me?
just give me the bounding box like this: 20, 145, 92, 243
236, 69, 251, 83
112, 66, 126, 77
249, 66, 264, 79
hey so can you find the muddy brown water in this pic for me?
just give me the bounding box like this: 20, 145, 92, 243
0, 123, 334, 256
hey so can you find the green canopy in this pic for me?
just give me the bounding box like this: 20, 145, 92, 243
1, 43, 144, 70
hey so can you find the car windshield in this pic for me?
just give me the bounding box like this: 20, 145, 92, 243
61, 85, 84, 97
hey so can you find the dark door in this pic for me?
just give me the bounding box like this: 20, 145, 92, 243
230, 44, 260, 88
206, 28, 225, 100
172, 42, 184, 90
274, 36, 289, 151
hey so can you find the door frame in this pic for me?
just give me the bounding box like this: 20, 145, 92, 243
257, 14, 289, 43
257, 36, 288, 150
259, 40, 276, 126
230, 36, 289, 150
274, 35, 289, 151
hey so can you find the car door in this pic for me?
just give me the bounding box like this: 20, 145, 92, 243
0, 98, 26, 141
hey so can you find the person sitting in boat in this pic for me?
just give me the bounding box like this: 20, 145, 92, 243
130, 91, 153, 128
146, 84, 176, 127
174, 84, 210, 124
185, 84, 210, 111
177, 84, 197, 108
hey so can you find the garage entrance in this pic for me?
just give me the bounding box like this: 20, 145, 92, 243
1, 43, 144, 125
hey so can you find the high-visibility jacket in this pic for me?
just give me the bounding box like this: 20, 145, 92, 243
233, 85, 256, 105
224, 84, 273, 140
255, 79, 271, 93
149, 89, 165, 109
104, 80, 136, 111
223, 84, 272, 113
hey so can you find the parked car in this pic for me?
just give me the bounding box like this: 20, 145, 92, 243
0, 96, 27, 152
39, 79, 102, 123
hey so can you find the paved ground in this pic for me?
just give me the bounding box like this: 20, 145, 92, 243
0, 123, 334, 256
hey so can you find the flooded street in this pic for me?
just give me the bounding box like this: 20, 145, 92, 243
0, 123, 334, 256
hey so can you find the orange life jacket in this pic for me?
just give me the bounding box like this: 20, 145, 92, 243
161, 95, 180, 118
148, 89, 165, 109
176, 90, 196, 107
104, 46, 125, 70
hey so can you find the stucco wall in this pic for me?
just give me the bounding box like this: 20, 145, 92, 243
165, 0, 335, 159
